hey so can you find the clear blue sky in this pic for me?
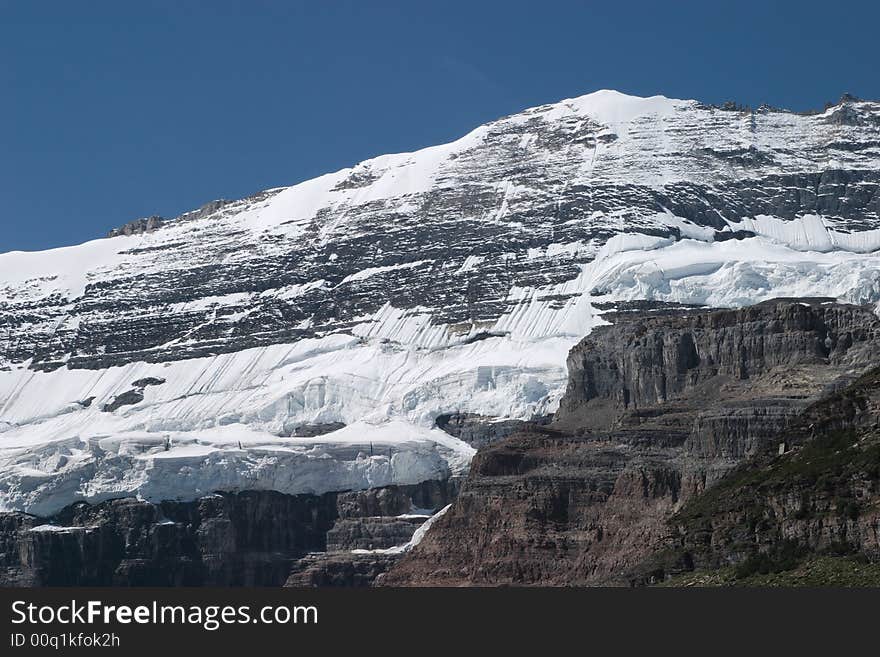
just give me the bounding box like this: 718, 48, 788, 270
2, 0, 878, 252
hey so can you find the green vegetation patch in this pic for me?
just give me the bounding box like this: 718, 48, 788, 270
660, 556, 880, 587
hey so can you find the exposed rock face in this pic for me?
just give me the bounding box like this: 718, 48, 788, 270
684, 399, 801, 460
383, 300, 880, 586
101, 389, 145, 412
105, 200, 235, 239
283, 478, 461, 587
287, 422, 346, 437
382, 426, 690, 586
629, 366, 880, 585
557, 298, 880, 483
325, 516, 425, 552
0, 479, 458, 587
131, 377, 166, 387
334, 478, 460, 519
435, 413, 552, 448
100, 376, 166, 412
285, 553, 400, 587
107, 215, 165, 238
557, 298, 879, 430
0, 491, 337, 586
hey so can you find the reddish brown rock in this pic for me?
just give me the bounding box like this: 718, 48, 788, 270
383, 300, 880, 586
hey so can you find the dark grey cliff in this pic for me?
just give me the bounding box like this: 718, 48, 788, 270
434, 412, 552, 449
0, 480, 458, 587
557, 298, 880, 428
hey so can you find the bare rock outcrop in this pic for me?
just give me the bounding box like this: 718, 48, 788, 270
0, 479, 459, 586
383, 299, 880, 586
107, 215, 165, 238
628, 365, 880, 585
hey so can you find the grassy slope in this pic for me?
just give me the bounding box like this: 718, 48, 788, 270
661, 556, 880, 587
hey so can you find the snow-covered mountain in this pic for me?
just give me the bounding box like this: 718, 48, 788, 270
2, 89, 880, 515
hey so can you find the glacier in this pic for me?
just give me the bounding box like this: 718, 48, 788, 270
2, 89, 880, 514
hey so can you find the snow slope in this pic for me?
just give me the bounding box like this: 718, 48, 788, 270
2, 89, 880, 514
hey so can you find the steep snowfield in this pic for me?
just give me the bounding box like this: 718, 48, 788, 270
2, 89, 880, 514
